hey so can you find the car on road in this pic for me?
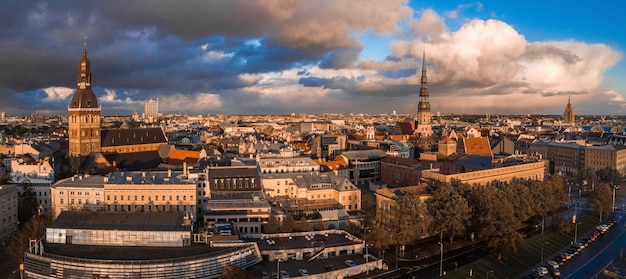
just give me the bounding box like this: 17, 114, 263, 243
325, 264, 336, 271
560, 252, 572, 260
549, 266, 561, 277
534, 267, 548, 277
547, 260, 560, 269
280, 270, 290, 278
271, 272, 278, 279
261, 271, 269, 279
298, 269, 309, 276
345, 260, 357, 267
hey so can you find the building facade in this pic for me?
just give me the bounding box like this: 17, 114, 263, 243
563, 97, 575, 124
68, 45, 101, 169
144, 98, 159, 121
0, 184, 18, 243
415, 50, 433, 137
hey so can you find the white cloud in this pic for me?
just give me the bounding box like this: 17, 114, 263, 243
43, 87, 74, 101
384, 14, 622, 114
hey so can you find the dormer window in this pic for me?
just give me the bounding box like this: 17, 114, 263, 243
87, 100, 92, 107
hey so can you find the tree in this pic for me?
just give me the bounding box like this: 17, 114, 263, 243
281, 214, 296, 233
427, 182, 471, 243
596, 167, 621, 185
553, 215, 573, 235
18, 181, 38, 223
294, 216, 311, 232
589, 183, 612, 221
220, 265, 252, 279
7, 215, 53, 264
313, 220, 325, 231
469, 186, 523, 260
264, 215, 281, 234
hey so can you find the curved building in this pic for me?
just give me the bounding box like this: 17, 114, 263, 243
24, 211, 262, 279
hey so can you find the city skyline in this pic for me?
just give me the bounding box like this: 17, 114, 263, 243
0, 0, 624, 116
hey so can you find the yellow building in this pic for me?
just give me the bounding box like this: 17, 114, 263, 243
421, 158, 548, 186
104, 171, 196, 213
68, 44, 101, 169
584, 144, 626, 175
51, 174, 105, 216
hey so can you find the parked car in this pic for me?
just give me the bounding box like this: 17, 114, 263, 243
534, 267, 548, 277
298, 269, 309, 276
345, 260, 357, 267
549, 267, 561, 277
261, 271, 269, 279
280, 270, 290, 278
325, 264, 336, 271
547, 260, 560, 269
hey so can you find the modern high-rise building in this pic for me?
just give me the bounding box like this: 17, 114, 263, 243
68, 43, 101, 169
563, 97, 575, 124
144, 98, 159, 121
415, 50, 433, 137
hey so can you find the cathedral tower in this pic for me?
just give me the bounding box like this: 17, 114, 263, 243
68, 40, 101, 169
563, 97, 575, 124
415, 50, 433, 137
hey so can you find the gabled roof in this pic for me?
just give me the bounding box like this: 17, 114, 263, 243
101, 127, 167, 147
397, 121, 416, 135
102, 151, 163, 171
463, 137, 492, 157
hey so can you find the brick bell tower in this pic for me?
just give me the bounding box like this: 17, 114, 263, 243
68, 38, 101, 169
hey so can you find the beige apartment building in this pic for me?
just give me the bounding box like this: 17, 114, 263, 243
421, 159, 548, 186
104, 171, 196, 214
51, 171, 196, 216
584, 144, 626, 175
0, 184, 18, 243
51, 175, 105, 216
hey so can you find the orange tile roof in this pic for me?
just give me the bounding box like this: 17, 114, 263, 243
463, 137, 492, 157
168, 149, 200, 165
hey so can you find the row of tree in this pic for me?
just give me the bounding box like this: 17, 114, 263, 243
365, 175, 569, 260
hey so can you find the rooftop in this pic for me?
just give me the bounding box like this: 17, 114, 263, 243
50, 211, 191, 231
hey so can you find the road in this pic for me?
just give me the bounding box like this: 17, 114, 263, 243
560, 188, 626, 279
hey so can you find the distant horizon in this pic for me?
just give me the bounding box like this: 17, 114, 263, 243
0, 1, 624, 116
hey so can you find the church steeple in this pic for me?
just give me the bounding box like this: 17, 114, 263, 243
68, 37, 101, 170
415, 48, 433, 137
77, 36, 92, 89
563, 96, 575, 124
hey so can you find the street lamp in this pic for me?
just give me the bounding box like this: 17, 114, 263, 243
574, 223, 581, 243
438, 241, 444, 277
486, 270, 494, 279
540, 242, 549, 262
539, 213, 545, 235
276, 258, 282, 277
613, 185, 618, 213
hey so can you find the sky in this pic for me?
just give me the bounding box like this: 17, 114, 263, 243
0, 0, 625, 117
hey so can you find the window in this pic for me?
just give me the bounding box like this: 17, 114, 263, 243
121, 195, 124, 201
183, 196, 186, 201
107, 195, 110, 201
134, 196, 137, 201
162, 195, 165, 201
60, 199, 64, 205
176, 196, 179, 201
141, 196, 144, 201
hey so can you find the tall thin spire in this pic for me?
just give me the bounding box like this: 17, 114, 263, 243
415, 47, 433, 137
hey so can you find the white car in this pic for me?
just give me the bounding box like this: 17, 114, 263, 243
345, 260, 357, 267
298, 269, 309, 276
279, 270, 289, 278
